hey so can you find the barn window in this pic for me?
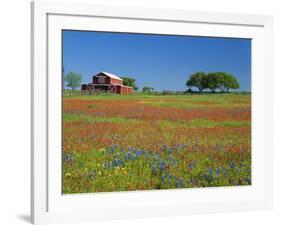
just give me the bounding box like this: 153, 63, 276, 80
97, 76, 105, 84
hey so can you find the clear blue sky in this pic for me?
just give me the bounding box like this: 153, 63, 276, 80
63, 30, 251, 91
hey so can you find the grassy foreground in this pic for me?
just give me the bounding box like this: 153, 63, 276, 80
63, 94, 251, 194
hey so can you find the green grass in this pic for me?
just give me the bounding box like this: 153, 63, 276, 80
65, 93, 249, 102
64, 113, 250, 128
63, 114, 141, 124
145, 101, 249, 109
65, 93, 251, 109
158, 119, 250, 128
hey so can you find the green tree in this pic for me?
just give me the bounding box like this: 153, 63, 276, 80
65, 72, 82, 90
206, 72, 220, 92
214, 72, 227, 92
186, 72, 207, 92
121, 76, 138, 91
214, 72, 240, 92
186, 71, 240, 93
208, 72, 240, 92
142, 86, 154, 93
224, 73, 240, 92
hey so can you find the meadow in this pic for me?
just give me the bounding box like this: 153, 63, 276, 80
63, 94, 251, 194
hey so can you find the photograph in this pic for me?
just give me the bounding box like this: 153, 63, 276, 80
62, 30, 251, 194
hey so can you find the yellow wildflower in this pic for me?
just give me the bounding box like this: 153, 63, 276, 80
65, 173, 71, 177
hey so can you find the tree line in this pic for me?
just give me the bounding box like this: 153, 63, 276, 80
186, 72, 240, 93
64, 71, 240, 93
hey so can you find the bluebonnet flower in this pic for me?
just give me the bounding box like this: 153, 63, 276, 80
162, 144, 168, 153
169, 148, 173, 154
150, 164, 157, 176
166, 173, 171, 181
161, 174, 165, 183
170, 158, 177, 167
188, 161, 197, 170
105, 161, 111, 169
107, 145, 116, 154
222, 168, 227, 177
125, 152, 133, 161
175, 181, 179, 188
89, 171, 95, 180
215, 168, 221, 176
159, 160, 166, 172
135, 149, 143, 158
230, 161, 236, 169
179, 178, 184, 187
112, 158, 122, 167
63, 154, 74, 164
128, 146, 134, 152
141, 149, 147, 155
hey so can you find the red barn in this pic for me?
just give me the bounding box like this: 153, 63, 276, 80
81, 72, 133, 94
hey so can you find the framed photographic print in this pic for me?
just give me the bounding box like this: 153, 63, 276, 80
31, 1, 273, 224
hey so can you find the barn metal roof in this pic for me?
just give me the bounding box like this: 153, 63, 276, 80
96, 71, 122, 81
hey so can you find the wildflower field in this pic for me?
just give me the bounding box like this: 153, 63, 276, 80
63, 94, 251, 194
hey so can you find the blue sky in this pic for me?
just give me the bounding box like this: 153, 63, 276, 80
63, 30, 251, 91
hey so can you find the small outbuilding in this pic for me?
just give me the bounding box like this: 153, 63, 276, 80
81, 71, 133, 94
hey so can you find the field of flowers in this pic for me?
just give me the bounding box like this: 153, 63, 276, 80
63, 94, 251, 194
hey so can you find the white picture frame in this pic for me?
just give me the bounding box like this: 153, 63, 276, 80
31, 1, 274, 224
